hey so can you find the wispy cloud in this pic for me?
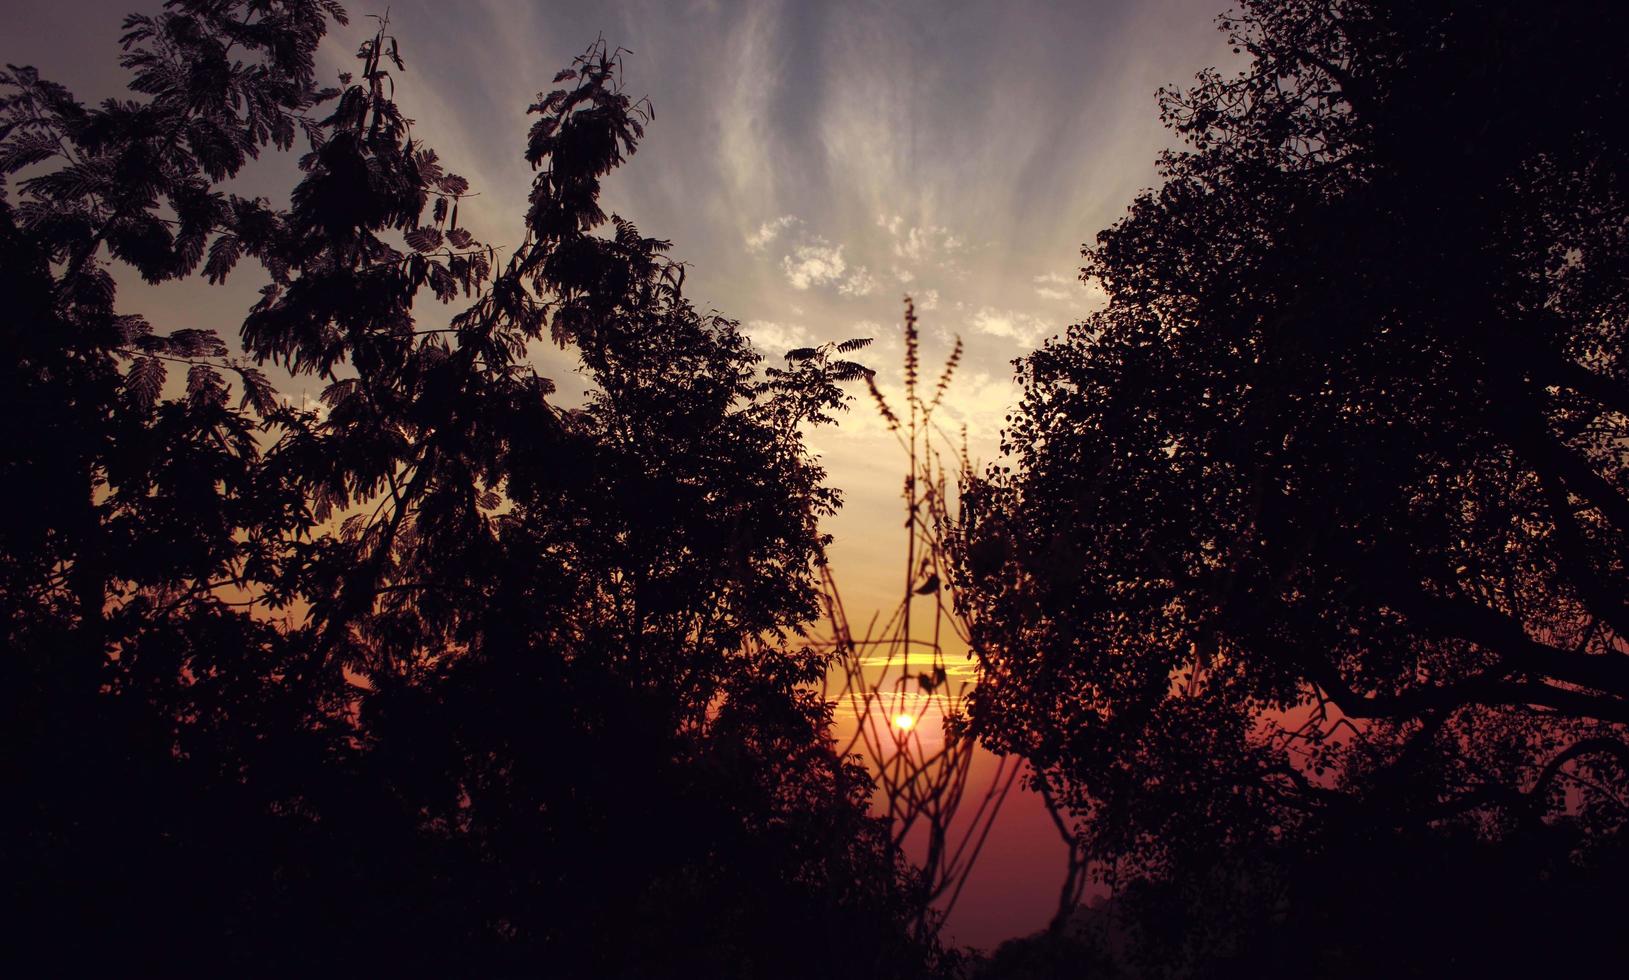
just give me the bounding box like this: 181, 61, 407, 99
971, 307, 1054, 346
878, 214, 966, 263
1033, 271, 1110, 310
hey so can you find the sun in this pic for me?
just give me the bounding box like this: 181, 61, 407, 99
891, 712, 916, 732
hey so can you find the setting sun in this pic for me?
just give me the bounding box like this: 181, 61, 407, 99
892, 713, 916, 732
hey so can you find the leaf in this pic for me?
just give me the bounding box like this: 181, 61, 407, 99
404, 226, 443, 252
428, 262, 456, 301
832, 360, 871, 382
113, 314, 152, 345
125, 357, 166, 410
414, 148, 442, 185
236, 366, 279, 415
166, 328, 229, 357
0, 132, 59, 175
186, 363, 226, 408
320, 378, 358, 408
64, 268, 116, 312
204, 233, 241, 284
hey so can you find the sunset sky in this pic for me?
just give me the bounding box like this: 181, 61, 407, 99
6, 0, 1236, 948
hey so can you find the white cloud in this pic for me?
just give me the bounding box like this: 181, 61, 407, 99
875, 214, 968, 265
298, 390, 330, 423
893, 266, 915, 284
1033, 271, 1076, 300
745, 320, 812, 356
747, 214, 800, 252
839, 266, 878, 297
971, 307, 1054, 346
782, 240, 848, 290
917, 288, 940, 311
1032, 271, 1110, 310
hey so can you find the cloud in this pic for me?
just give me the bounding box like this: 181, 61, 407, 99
971, 307, 1054, 346
1033, 271, 1077, 300
839, 266, 878, 297
889, 223, 965, 262
782, 240, 848, 290
1033, 272, 1111, 310
747, 214, 800, 252
933, 369, 1022, 444
917, 288, 940, 311
714, 3, 782, 212
875, 213, 969, 264
744, 320, 812, 356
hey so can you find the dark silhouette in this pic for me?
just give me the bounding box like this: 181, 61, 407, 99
12, 0, 1629, 975
956, 0, 1629, 973
1, 3, 936, 975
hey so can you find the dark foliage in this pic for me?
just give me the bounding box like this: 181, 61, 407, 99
0, 3, 935, 975
959, 0, 1629, 972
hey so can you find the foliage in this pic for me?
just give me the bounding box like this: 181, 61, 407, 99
958, 0, 1629, 970
0, 3, 938, 975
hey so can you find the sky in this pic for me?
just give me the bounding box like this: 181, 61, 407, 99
4, 0, 1236, 950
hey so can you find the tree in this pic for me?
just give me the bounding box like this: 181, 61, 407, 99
959, 0, 1629, 969
1, 4, 935, 975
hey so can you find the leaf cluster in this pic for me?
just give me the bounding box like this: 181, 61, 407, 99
958, 0, 1629, 968
0, 6, 941, 975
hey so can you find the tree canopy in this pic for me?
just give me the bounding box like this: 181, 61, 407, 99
0, 3, 929, 975
958, 0, 1629, 970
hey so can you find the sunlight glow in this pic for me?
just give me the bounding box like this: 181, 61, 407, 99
891, 712, 915, 731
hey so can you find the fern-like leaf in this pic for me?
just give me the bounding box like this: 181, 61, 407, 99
126, 357, 166, 410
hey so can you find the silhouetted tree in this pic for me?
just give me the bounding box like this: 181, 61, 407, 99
1, 4, 934, 976
959, 0, 1629, 971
